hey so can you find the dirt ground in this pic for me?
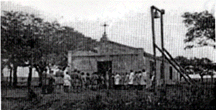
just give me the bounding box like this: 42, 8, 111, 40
1, 85, 215, 110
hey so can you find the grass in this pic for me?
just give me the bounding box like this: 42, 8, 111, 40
1, 84, 216, 110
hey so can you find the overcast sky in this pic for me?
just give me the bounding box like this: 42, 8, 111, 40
1, 0, 216, 62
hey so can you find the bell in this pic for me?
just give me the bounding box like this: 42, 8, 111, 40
153, 10, 160, 18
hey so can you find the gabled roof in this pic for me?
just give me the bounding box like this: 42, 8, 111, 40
106, 40, 143, 50
72, 51, 99, 56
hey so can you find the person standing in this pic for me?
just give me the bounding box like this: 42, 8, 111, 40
74, 74, 82, 92
55, 71, 64, 91
114, 73, 121, 90
140, 69, 147, 90
128, 70, 135, 89
133, 71, 140, 90
85, 73, 91, 89
124, 72, 130, 89
81, 72, 86, 90
47, 71, 55, 93
63, 72, 71, 93
91, 73, 99, 90
105, 71, 110, 89
98, 74, 104, 89
149, 71, 156, 89
42, 70, 49, 94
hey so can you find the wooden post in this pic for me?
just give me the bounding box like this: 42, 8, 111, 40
151, 6, 157, 91
160, 9, 165, 88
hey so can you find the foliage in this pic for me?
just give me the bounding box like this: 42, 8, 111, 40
1, 10, 99, 86
1, 11, 44, 86
182, 11, 215, 49
174, 56, 215, 78
3, 87, 214, 110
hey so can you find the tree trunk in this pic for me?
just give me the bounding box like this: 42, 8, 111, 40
34, 65, 44, 87
27, 66, 32, 88
38, 72, 43, 87
9, 68, 12, 86
200, 75, 204, 84
13, 65, 17, 87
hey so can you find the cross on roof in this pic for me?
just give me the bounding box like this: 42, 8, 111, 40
102, 23, 108, 33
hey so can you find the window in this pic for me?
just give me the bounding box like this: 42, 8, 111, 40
169, 66, 173, 80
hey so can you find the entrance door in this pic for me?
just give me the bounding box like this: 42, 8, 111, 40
97, 61, 112, 88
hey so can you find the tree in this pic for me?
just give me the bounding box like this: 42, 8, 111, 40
182, 11, 215, 49
2, 10, 99, 88
48, 26, 98, 70
175, 56, 215, 84
31, 21, 61, 87
1, 11, 45, 87
174, 56, 190, 68
1, 11, 30, 86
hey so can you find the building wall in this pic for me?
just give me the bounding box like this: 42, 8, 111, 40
70, 53, 145, 74
144, 57, 180, 85
69, 39, 145, 74
68, 39, 180, 85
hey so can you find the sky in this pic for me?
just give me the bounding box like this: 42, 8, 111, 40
1, 0, 216, 62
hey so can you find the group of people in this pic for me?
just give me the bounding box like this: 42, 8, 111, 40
55, 70, 103, 93
41, 69, 155, 93
113, 69, 151, 90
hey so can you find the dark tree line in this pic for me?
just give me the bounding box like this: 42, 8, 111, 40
1, 11, 98, 87
175, 56, 215, 83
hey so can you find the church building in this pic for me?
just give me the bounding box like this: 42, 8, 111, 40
68, 26, 180, 86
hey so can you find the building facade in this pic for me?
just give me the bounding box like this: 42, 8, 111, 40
68, 32, 180, 86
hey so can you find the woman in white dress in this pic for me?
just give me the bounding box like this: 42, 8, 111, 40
140, 69, 147, 90
128, 70, 135, 89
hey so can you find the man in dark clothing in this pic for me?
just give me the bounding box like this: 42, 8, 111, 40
47, 75, 55, 94
41, 70, 49, 94
85, 73, 91, 89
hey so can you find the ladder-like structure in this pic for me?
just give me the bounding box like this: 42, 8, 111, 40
154, 44, 198, 87
150, 5, 198, 87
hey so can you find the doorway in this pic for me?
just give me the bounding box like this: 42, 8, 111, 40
97, 61, 112, 88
